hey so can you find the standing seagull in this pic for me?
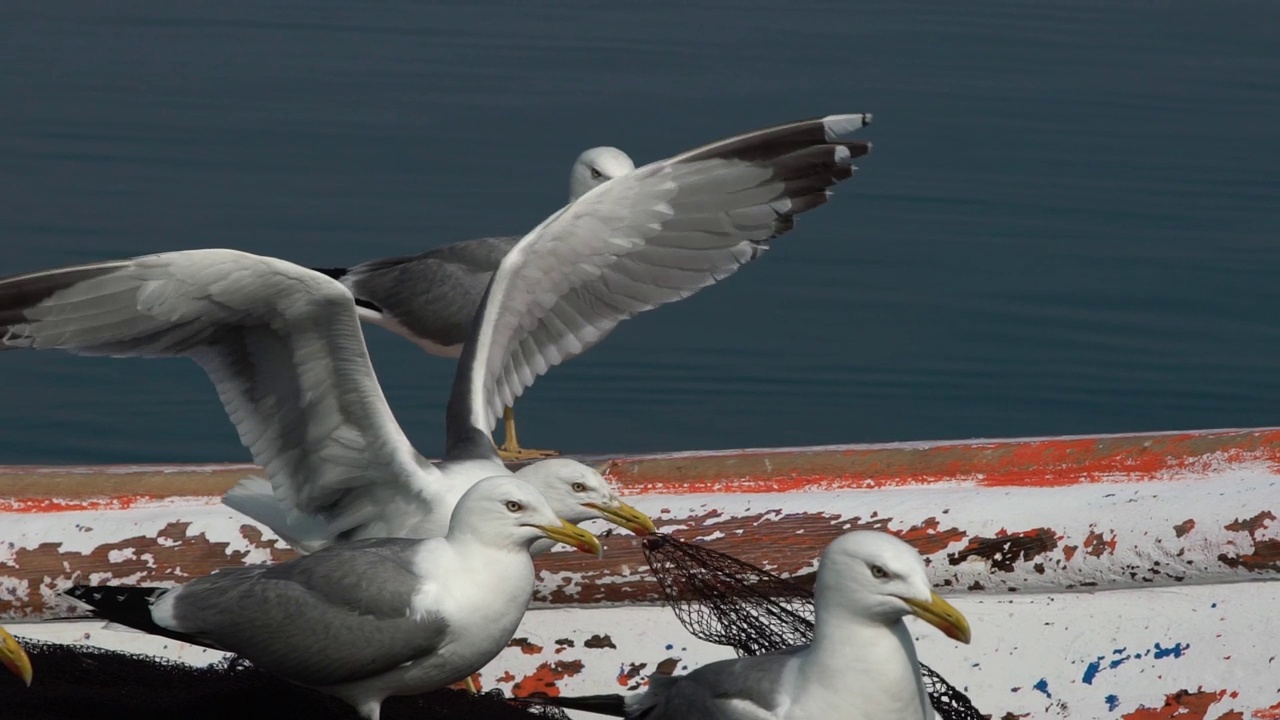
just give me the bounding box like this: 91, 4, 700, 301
315, 146, 636, 460
66, 476, 602, 720
322, 114, 871, 460
536, 531, 971, 720
0, 249, 654, 554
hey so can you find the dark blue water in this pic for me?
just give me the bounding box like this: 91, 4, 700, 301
2, 0, 1279, 463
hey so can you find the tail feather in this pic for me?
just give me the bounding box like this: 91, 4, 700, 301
62, 585, 222, 651
513, 693, 629, 717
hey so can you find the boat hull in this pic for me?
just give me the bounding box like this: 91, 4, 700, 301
3, 427, 1278, 718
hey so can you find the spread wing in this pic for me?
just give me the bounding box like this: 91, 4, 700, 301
448, 114, 872, 439
0, 249, 437, 534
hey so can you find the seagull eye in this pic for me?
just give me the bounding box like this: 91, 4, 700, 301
505, 501, 523, 513
589, 167, 603, 180
870, 564, 888, 579
571, 482, 587, 493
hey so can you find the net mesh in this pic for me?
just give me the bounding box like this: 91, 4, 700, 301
0, 637, 569, 720
640, 533, 985, 720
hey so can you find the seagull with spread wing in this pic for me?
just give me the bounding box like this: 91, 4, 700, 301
0, 112, 870, 553
0, 247, 652, 552
316, 115, 871, 459
314, 146, 637, 460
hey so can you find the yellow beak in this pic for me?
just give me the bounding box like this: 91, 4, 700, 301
536, 519, 604, 558
584, 499, 658, 535
0, 624, 33, 687
904, 592, 972, 645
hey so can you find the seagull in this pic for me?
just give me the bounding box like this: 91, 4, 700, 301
64, 476, 602, 720
0, 624, 33, 687
315, 115, 871, 460
314, 147, 634, 461
533, 531, 971, 720
0, 112, 870, 551
0, 248, 654, 554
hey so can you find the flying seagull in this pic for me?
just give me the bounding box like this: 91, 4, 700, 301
65, 476, 602, 720
0, 112, 870, 551
318, 115, 871, 459
0, 248, 654, 554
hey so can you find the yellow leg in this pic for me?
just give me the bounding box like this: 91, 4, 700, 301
464, 675, 479, 694
496, 406, 559, 461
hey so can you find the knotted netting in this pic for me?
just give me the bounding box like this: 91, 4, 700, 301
640, 533, 985, 720
0, 637, 566, 720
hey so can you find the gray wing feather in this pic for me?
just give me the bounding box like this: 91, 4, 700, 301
345, 235, 519, 350
459, 114, 872, 433
0, 250, 434, 531
628, 651, 800, 720
171, 538, 444, 687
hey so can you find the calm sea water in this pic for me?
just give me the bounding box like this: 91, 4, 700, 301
2, 0, 1278, 464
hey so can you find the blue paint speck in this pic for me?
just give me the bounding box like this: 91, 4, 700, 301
1083, 658, 1103, 685
1210, 602, 1218, 608
1082, 642, 1190, 684
665, 644, 673, 651
1033, 678, 1051, 698
1105, 694, 1120, 711
1153, 642, 1189, 659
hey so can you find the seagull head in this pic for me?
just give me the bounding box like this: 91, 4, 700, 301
568, 146, 636, 202
448, 475, 602, 557
0, 624, 32, 687
815, 531, 971, 644
515, 458, 657, 537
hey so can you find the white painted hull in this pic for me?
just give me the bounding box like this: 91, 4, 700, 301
3, 427, 1278, 718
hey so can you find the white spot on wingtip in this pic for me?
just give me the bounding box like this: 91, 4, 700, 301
822, 113, 872, 141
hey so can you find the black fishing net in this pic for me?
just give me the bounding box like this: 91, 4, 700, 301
0, 637, 569, 720
640, 533, 986, 720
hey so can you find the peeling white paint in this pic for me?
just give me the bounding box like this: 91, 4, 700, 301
7, 581, 1277, 720
106, 548, 136, 564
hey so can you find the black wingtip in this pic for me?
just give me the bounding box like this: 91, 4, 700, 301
0, 264, 126, 343
311, 266, 350, 281
61, 584, 222, 651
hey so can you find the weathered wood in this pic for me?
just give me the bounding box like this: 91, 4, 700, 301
2, 427, 1277, 620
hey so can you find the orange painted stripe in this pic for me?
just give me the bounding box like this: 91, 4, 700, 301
2, 428, 1279, 511
0, 495, 204, 513
599, 428, 1280, 495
